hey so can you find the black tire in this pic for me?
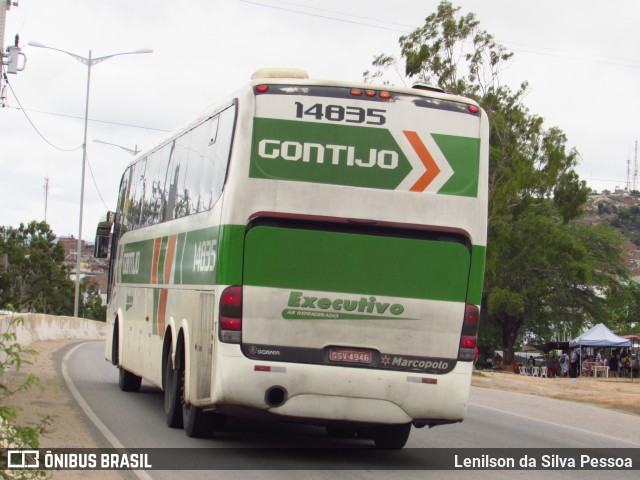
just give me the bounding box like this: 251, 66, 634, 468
372, 423, 411, 449
164, 343, 184, 429
183, 403, 216, 438
111, 323, 119, 366
182, 369, 227, 438
118, 367, 142, 392
114, 322, 141, 392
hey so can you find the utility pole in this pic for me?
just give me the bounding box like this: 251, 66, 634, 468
626, 152, 631, 192
0, 1, 10, 57
634, 140, 639, 193
1, 1, 26, 107
44, 177, 49, 223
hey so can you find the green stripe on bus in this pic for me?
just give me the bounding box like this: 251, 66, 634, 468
175, 232, 188, 284
152, 288, 159, 333
432, 134, 480, 198
120, 239, 155, 284
176, 227, 218, 285
250, 118, 412, 190
467, 245, 486, 305
158, 236, 169, 284
243, 226, 471, 303
217, 224, 244, 286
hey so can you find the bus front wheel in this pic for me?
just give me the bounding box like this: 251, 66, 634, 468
118, 367, 142, 392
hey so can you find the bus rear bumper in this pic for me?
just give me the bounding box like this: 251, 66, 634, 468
210, 352, 472, 426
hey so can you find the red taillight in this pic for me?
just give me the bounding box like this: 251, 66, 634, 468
256, 85, 269, 93
459, 304, 480, 361
379, 91, 392, 99
351, 88, 363, 96
219, 286, 242, 343
365, 90, 376, 97
468, 104, 479, 113
220, 317, 241, 331
460, 335, 477, 349
462, 304, 480, 335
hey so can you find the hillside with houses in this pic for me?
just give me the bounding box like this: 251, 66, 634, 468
583, 190, 640, 280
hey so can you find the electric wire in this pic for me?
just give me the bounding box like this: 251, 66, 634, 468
85, 152, 112, 211
3, 104, 171, 132
239, 0, 640, 69
237, 0, 407, 32
266, 0, 414, 29
3, 73, 82, 152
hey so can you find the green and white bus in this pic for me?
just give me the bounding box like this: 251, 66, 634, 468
95, 68, 489, 449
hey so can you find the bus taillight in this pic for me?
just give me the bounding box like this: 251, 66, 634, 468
219, 286, 242, 343
458, 304, 480, 361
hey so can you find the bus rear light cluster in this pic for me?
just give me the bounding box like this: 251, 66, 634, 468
219, 286, 242, 343
350, 88, 392, 99
458, 304, 480, 361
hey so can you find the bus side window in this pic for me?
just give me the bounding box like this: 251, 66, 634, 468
186, 115, 220, 214
117, 168, 132, 230
213, 107, 235, 197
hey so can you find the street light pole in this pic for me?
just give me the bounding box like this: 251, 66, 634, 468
28, 42, 152, 318
93, 139, 140, 155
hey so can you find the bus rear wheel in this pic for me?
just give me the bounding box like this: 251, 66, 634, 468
164, 343, 184, 429
182, 403, 219, 438
372, 423, 411, 449
181, 363, 226, 437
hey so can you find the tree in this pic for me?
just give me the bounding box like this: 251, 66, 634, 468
365, 1, 631, 362
0, 221, 74, 315
79, 279, 107, 321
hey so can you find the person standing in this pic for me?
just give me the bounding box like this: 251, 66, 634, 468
570, 349, 579, 378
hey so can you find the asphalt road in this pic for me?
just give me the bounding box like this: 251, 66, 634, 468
63, 341, 640, 480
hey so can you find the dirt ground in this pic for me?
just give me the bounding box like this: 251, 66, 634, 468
2, 340, 639, 478
1, 339, 123, 479
472, 369, 640, 416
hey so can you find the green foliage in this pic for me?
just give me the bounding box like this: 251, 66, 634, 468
0, 221, 74, 315
366, 1, 633, 362
0, 316, 49, 478
606, 281, 640, 334
80, 280, 107, 322
604, 202, 640, 246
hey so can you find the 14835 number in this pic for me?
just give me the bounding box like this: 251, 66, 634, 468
295, 102, 386, 125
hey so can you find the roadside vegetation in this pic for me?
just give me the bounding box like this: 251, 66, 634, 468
0, 220, 106, 321
365, 1, 636, 364
0, 315, 48, 478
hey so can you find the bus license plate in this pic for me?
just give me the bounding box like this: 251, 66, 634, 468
329, 348, 372, 364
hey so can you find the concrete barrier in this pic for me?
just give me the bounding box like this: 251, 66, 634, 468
0, 313, 107, 346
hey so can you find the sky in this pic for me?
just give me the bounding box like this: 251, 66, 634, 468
1, 0, 639, 240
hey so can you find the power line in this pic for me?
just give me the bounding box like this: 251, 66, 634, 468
239, 0, 640, 70
237, 0, 408, 32
3, 72, 82, 152
266, 0, 414, 29
3, 104, 171, 132
85, 152, 112, 211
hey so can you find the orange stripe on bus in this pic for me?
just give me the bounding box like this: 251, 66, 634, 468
404, 131, 440, 192
158, 289, 168, 336
165, 235, 177, 284
151, 237, 162, 284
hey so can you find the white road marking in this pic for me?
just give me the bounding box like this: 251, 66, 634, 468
62, 341, 155, 480
470, 402, 640, 447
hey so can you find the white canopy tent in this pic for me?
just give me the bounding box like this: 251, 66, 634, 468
569, 323, 632, 348
570, 323, 633, 379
